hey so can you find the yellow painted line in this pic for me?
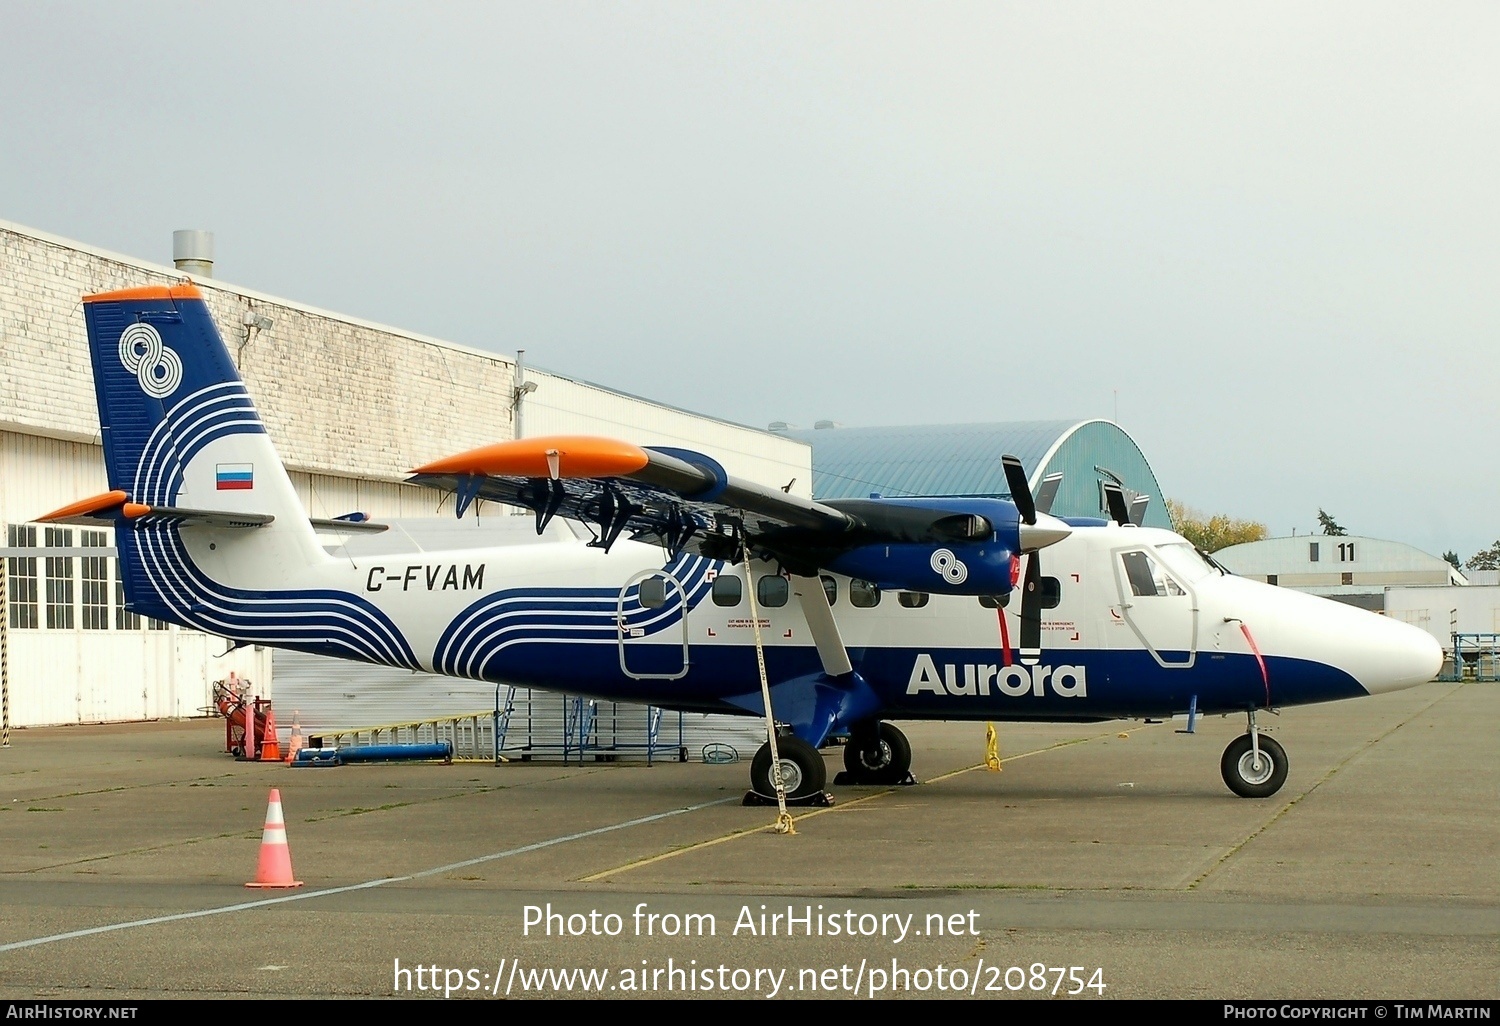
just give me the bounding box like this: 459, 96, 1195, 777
579, 728, 1130, 882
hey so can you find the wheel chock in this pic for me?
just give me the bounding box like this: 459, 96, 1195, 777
831, 771, 918, 787
741, 789, 833, 808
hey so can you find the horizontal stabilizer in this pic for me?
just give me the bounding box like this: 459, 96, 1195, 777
309, 516, 389, 534
39, 492, 273, 530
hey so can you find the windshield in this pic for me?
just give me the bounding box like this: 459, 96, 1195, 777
1154, 542, 1217, 584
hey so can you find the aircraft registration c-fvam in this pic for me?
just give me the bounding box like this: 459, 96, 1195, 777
42, 283, 1443, 802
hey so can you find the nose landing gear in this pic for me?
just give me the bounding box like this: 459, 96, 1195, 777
1220, 709, 1288, 798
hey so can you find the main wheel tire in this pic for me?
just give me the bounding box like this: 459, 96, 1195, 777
750, 736, 827, 799
1220, 733, 1288, 798
841, 722, 912, 784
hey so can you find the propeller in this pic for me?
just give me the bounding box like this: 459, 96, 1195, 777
1002, 456, 1066, 666
1102, 481, 1133, 527
1034, 472, 1063, 516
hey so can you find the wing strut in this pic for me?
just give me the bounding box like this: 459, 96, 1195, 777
790, 575, 854, 678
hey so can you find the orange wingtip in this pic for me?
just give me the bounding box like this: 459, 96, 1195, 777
412, 435, 650, 480
38, 490, 129, 522
83, 282, 203, 304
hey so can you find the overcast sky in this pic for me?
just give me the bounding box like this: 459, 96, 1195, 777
3, 3, 1496, 559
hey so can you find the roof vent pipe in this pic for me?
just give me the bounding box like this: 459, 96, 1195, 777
172, 230, 214, 278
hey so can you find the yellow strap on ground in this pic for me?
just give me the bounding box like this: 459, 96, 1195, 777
985, 722, 1001, 771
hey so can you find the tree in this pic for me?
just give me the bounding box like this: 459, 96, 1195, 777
1317, 509, 1347, 536
1467, 541, 1500, 571
1166, 499, 1269, 553
1443, 551, 1463, 571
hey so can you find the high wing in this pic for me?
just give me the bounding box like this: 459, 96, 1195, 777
406, 435, 1071, 594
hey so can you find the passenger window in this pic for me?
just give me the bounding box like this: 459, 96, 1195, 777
898, 592, 929, 609
712, 574, 742, 607
639, 575, 668, 609
978, 594, 1010, 609
758, 574, 789, 608
849, 580, 880, 608
821, 575, 837, 606
1120, 551, 1184, 598
1038, 577, 1062, 609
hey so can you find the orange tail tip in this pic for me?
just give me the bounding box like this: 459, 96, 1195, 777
82, 282, 203, 304
411, 435, 649, 480
245, 788, 302, 889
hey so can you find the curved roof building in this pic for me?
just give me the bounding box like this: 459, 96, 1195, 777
783, 419, 1171, 529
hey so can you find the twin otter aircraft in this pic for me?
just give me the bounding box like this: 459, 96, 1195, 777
44, 284, 1442, 800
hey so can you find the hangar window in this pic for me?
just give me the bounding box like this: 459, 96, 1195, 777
898, 591, 929, 609
1342, 572, 1353, 586
1309, 542, 1320, 562
1120, 550, 1184, 598
711, 573, 742, 607
757, 574, 789, 608
639, 575, 669, 609
821, 575, 837, 606
6, 524, 38, 629
1267, 574, 1279, 586
978, 594, 1010, 609
849, 580, 880, 608
80, 531, 109, 630
44, 527, 74, 630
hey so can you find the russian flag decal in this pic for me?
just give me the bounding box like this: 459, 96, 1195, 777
216, 463, 254, 490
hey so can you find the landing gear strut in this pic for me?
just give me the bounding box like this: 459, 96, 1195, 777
1220, 709, 1288, 798
837, 721, 914, 785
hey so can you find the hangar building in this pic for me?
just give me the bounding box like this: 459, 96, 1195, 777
0, 220, 811, 729
1213, 535, 1467, 612
784, 420, 1170, 527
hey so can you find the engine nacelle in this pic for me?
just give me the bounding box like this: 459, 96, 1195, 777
824, 540, 1017, 596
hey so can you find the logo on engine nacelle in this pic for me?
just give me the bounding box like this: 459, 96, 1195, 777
930, 548, 968, 585
905, 653, 1087, 698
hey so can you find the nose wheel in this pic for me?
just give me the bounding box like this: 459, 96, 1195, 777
839, 721, 913, 785
1220, 733, 1288, 798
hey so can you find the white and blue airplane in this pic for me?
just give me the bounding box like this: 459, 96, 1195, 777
42, 283, 1442, 800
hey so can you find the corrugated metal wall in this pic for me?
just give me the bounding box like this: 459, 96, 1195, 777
272, 649, 769, 762
5, 629, 267, 727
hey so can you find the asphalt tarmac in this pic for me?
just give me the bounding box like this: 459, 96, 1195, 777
0, 681, 1494, 1000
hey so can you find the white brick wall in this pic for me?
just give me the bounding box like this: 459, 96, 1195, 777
0, 221, 808, 496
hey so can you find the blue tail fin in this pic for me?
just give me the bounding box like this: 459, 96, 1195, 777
81, 283, 330, 622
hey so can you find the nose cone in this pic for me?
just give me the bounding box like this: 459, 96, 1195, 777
1215, 577, 1444, 698
1361, 616, 1444, 694
1285, 591, 1443, 695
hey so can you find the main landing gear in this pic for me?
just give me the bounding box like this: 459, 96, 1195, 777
1220, 708, 1288, 798
749, 735, 827, 800
836, 721, 914, 786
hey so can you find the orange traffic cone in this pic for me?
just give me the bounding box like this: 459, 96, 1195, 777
245, 788, 303, 889
258, 707, 282, 762
284, 711, 304, 764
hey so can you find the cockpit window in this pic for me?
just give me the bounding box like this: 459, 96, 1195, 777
1154, 542, 1215, 584
1120, 550, 1186, 597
